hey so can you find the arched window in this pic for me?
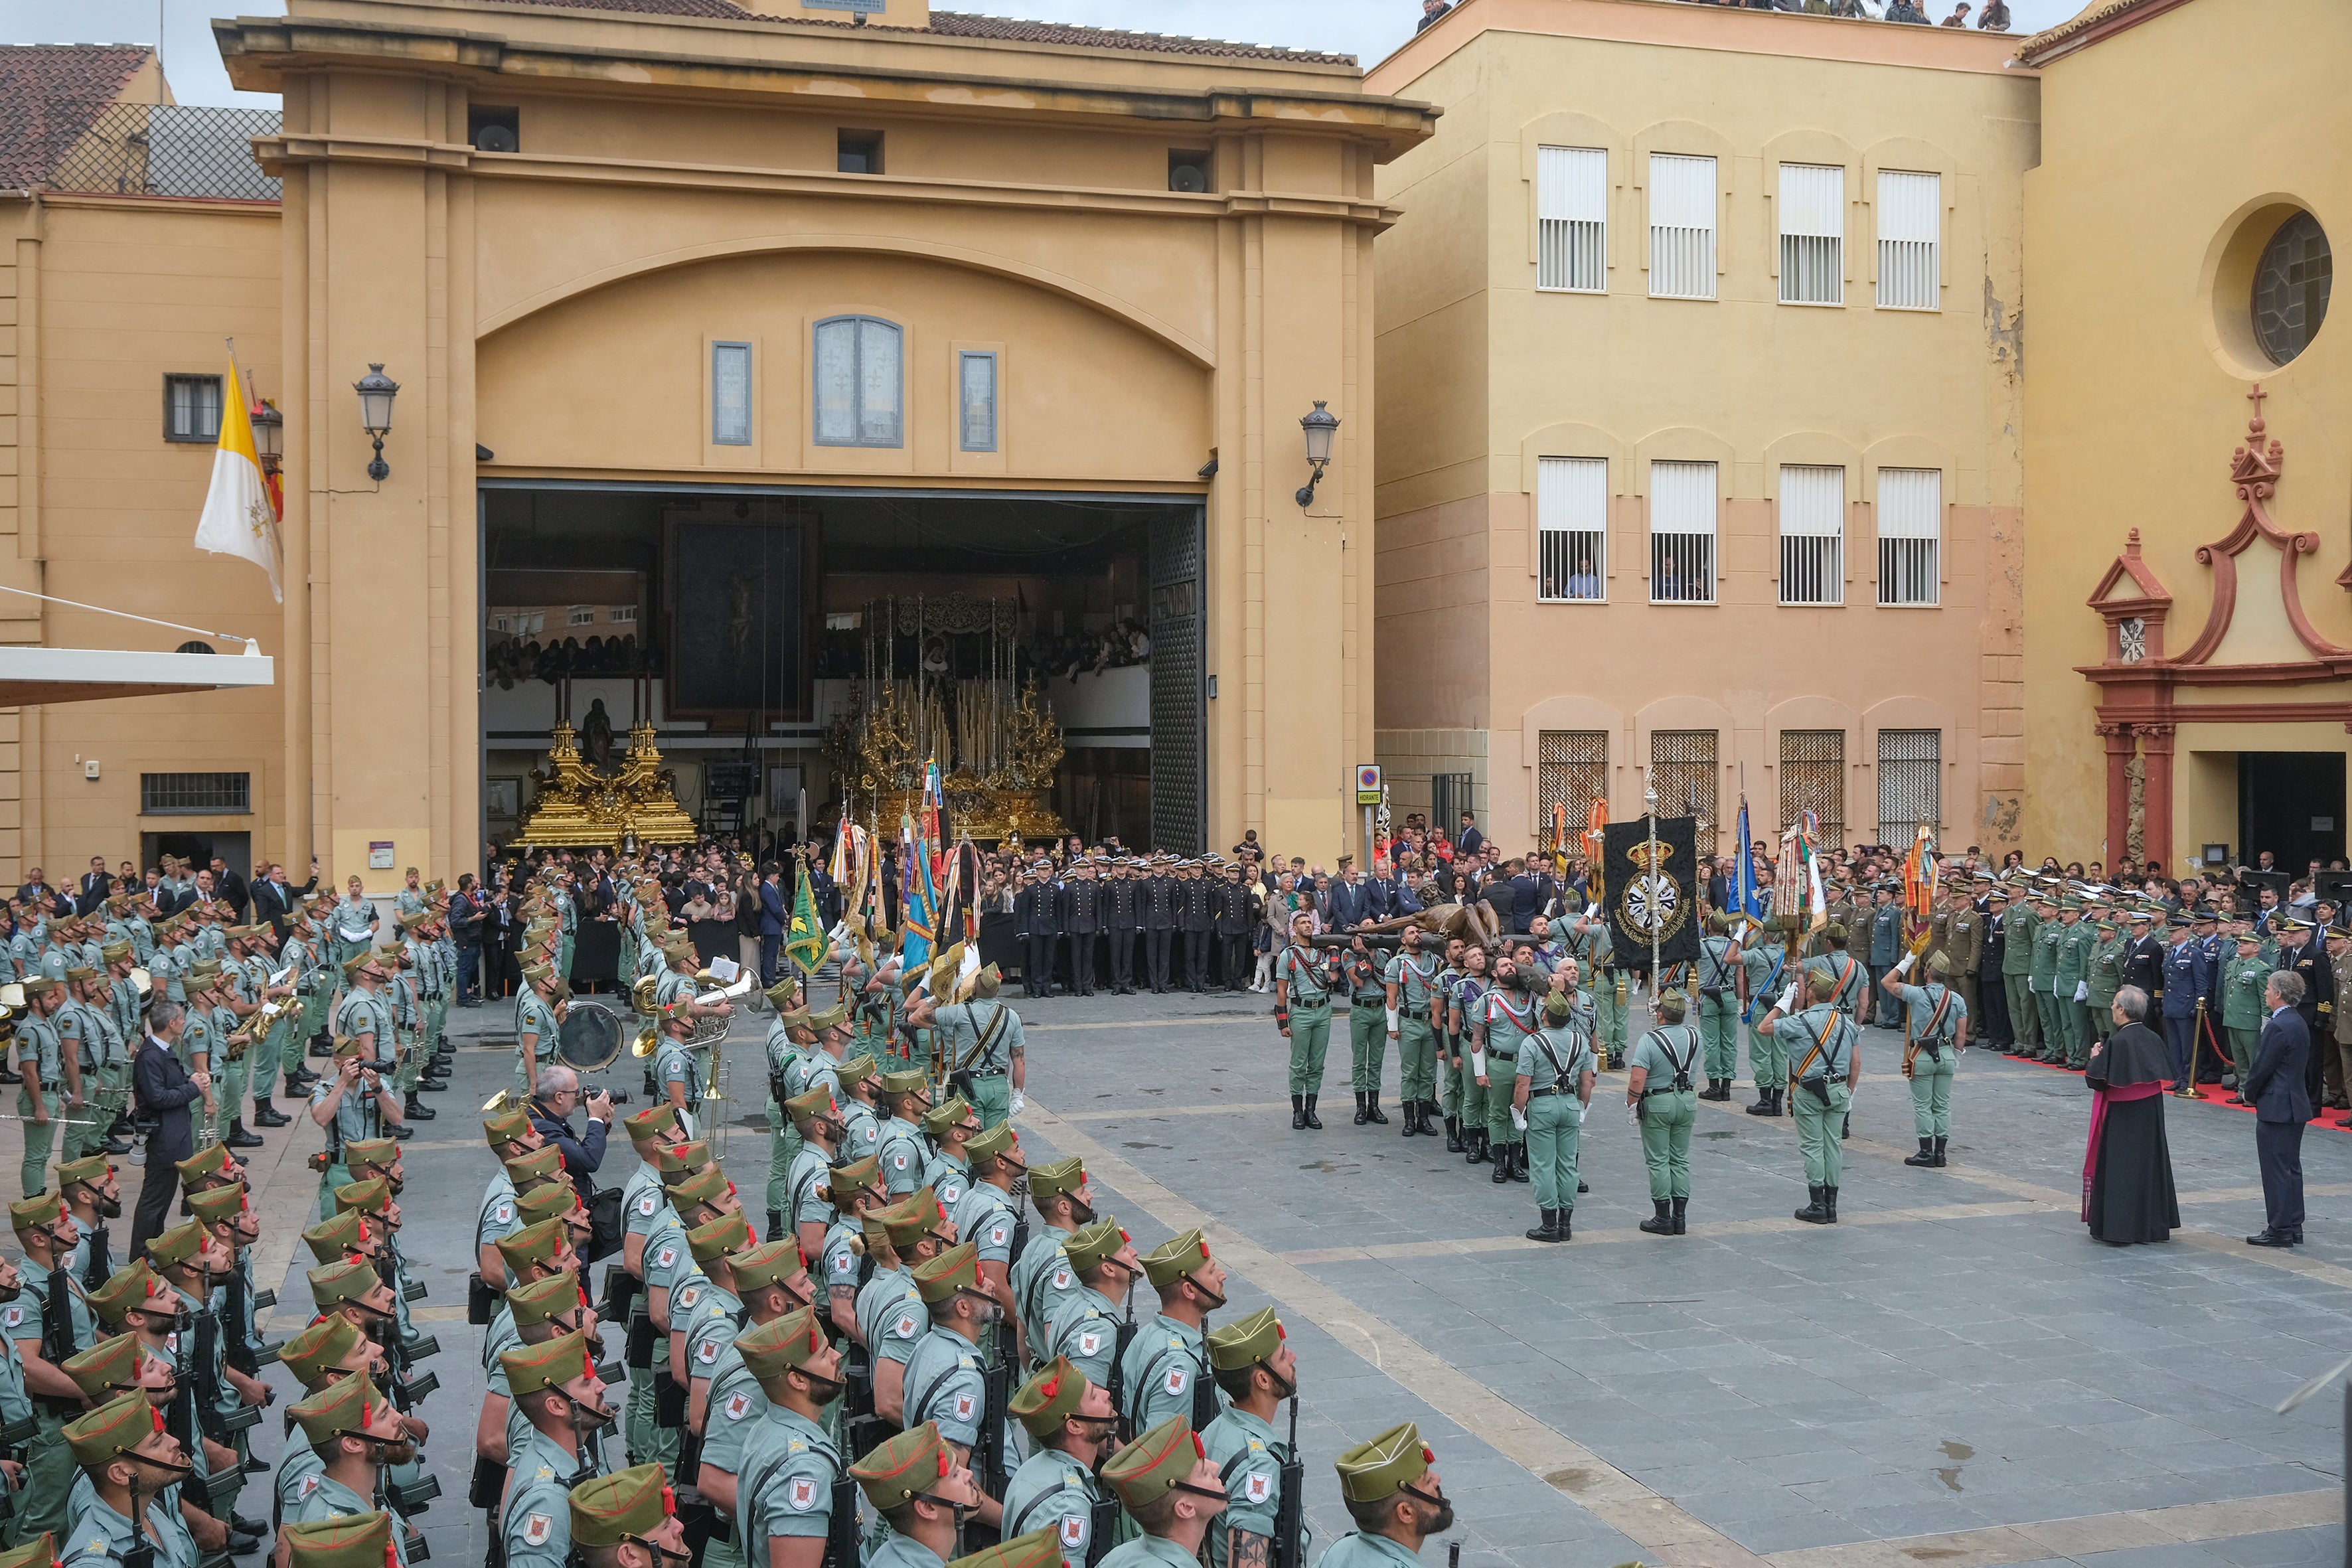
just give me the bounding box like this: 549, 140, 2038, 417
813, 315, 903, 447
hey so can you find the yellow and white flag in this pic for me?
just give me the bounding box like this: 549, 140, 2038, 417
191, 352, 282, 603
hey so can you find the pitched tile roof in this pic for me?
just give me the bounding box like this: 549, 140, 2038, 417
472, 0, 1358, 66
0, 44, 151, 191
2017, 0, 2183, 64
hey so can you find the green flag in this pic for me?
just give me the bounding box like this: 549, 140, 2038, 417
785, 864, 827, 977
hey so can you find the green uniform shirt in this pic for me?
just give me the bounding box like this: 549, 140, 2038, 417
1201, 1405, 1305, 1568
1519, 1024, 1593, 1097
1768, 1004, 1859, 1082
1893, 982, 1968, 1046
1001, 1447, 1102, 1562
2087, 932, 2126, 1007
503, 1427, 600, 1568
2030, 920, 2061, 991
899, 1327, 986, 1447
2053, 920, 2094, 992
877, 1117, 927, 1196
1802, 955, 1869, 1017
734, 1405, 840, 1545
2002, 907, 2038, 977
950, 1183, 1018, 1269
856, 1267, 925, 1369
1116, 1314, 1217, 1437
930, 1000, 1023, 1077
1042, 1285, 1123, 1388
1628, 1024, 1701, 1093
1381, 951, 1443, 1014
2221, 955, 2271, 1028
516, 994, 561, 1064
60, 1491, 201, 1568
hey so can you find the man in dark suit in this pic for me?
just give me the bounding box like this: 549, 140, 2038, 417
756, 863, 787, 987
2245, 969, 2312, 1247
130, 999, 209, 1256
76, 856, 113, 915
1326, 860, 1373, 933
1456, 812, 1484, 859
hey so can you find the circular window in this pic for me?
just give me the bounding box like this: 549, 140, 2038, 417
2251, 211, 2332, 366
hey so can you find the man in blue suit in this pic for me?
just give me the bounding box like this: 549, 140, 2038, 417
2245, 968, 2312, 1247
1326, 860, 1373, 932
757, 861, 787, 987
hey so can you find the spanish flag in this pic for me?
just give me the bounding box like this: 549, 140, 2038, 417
191, 350, 282, 602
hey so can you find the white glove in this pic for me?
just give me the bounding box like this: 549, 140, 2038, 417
1778, 982, 1800, 1014
1385, 1008, 1400, 1036
1008, 1091, 1026, 1119
1625, 1101, 1640, 1127
1510, 1106, 1527, 1132
1894, 953, 1915, 977
1470, 1049, 1488, 1079
2074, 980, 2088, 1002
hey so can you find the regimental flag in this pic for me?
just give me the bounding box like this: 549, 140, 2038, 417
1902, 823, 1939, 956
1733, 796, 1763, 923
191, 351, 282, 602
900, 809, 938, 971
1600, 817, 1701, 971
1583, 797, 1610, 908
785, 864, 826, 977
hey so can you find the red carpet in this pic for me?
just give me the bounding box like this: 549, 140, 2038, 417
1999, 1048, 2352, 1131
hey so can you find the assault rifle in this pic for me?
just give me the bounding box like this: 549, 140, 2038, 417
1273, 1393, 1306, 1568
1104, 1294, 1139, 1443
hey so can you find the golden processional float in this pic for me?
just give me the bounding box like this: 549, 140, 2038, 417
821, 593, 1069, 846
511, 714, 698, 849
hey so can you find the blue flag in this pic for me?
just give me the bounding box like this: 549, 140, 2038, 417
1734, 797, 1763, 919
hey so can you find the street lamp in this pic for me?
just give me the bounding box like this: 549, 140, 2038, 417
354, 363, 400, 481
1294, 400, 1339, 509
249, 400, 283, 477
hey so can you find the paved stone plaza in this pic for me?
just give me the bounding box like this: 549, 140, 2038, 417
80, 985, 2347, 1568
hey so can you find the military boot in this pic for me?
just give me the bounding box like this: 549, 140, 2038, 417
1670, 1197, 1687, 1235
1639, 1199, 1673, 1236
1905, 1137, 1936, 1167
1794, 1185, 1830, 1224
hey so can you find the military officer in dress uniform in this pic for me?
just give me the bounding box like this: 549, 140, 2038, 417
1212, 867, 1255, 994
1759, 969, 1861, 1225
1319, 1422, 1453, 1568
1095, 1416, 1226, 1568
1106, 864, 1142, 997
2001, 883, 2040, 1059
1944, 890, 1983, 1028
1062, 864, 1103, 998
2284, 915, 2335, 1107
1004, 1357, 1113, 1560
1178, 865, 1215, 994
2160, 914, 2205, 1091
2219, 926, 2270, 1103
1140, 862, 1177, 996
1014, 867, 1060, 1001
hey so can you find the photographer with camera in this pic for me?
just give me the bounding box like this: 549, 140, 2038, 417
309, 1038, 404, 1224
525, 1065, 615, 1188
129, 1000, 208, 1257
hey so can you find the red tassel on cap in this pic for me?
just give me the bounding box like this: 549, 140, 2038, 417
1118, 1228, 1131, 1243
1191, 1432, 1205, 1458
935, 1447, 949, 1477
661, 1484, 676, 1519
1421, 1447, 1433, 1464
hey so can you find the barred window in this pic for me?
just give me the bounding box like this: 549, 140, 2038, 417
1778, 465, 1845, 606
1779, 730, 1845, 850
163, 374, 222, 443
1648, 153, 1715, 301
1879, 728, 1942, 841
1537, 146, 1607, 293
1877, 467, 1941, 607
1778, 163, 1843, 306
141, 772, 251, 815
1649, 460, 1715, 604
1877, 170, 1940, 311
1537, 457, 1607, 602
1537, 731, 1608, 839
1651, 729, 1718, 839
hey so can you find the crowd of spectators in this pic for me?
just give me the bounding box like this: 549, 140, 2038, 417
483, 631, 659, 690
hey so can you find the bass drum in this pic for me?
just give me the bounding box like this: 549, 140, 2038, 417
556, 1000, 625, 1072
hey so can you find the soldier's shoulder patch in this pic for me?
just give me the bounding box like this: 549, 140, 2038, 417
1059, 1516, 1086, 1550
1077, 1330, 1101, 1358
298, 1474, 322, 1500
786, 1476, 819, 1512
696, 1339, 718, 1364
988, 1222, 1009, 1247
676, 1283, 702, 1312
1164, 1366, 1188, 1396
940, 1182, 963, 1206
655, 1245, 677, 1269
892, 1312, 919, 1340
830, 1249, 854, 1275
493, 1202, 515, 1225
522, 1514, 553, 1547
1, 1306, 22, 1330
724, 1391, 752, 1421
636, 1193, 660, 1217
1245, 1471, 1273, 1505
951, 1391, 976, 1423
1050, 1265, 1072, 1292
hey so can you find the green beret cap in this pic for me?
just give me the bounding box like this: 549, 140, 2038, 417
1099, 1416, 1201, 1511
570, 1463, 675, 1549
1336, 1421, 1434, 1504
1140, 1229, 1214, 1291
1206, 1306, 1285, 1372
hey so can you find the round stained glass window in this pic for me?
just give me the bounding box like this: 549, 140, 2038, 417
2252, 211, 2332, 366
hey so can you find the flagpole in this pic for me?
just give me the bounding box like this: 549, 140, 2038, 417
1642, 765, 1662, 984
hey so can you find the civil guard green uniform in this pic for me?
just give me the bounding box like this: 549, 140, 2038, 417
2085, 911, 2126, 1050
1518, 992, 1595, 1243
1893, 965, 1968, 1168
1001, 1358, 1108, 1561
2029, 894, 2065, 1063
1693, 915, 1743, 1098
1765, 984, 1861, 1225
1272, 931, 1334, 1131
1628, 997, 1701, 1236
2221, 931, 2270, 1096
1200, 1309, 1306, 1568
56, 1392, 200, 1568
2053, 898, 2096, 1068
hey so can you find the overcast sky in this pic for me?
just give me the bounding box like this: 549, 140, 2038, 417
3, 0, 2091, 108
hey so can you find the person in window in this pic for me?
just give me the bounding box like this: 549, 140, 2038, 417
1656, 559, 1684, 601
1415, 0, 1452, 33
1567, 553, 1601, 601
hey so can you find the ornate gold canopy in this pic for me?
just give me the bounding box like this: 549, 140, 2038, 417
512, 720, 698, 848
824, 677, 1069, 844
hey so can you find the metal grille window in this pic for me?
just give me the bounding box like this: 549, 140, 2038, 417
1537, 732, 1608, 838
141, 773, 250, 815
1877, 170, 1940, 311
1537, 145, 1607, 293
1778, 465, 1845, 606
1148, 510, 1207, 854
164, 374, 222, 443
1778, 730, 1845, 849
1648, 153, 1716, 300
1648, 460, 1716, 604
1651, 730, 1718, 836
1778, 163, 1844, 305
1432, 773, 1475, 832
44, 104, 281, 202
1877, 467, 1942, 606
711, 342, 751, 445
1879, 729, 1942, 840
959, 351, 998, 452
813, 315, 903, 447
1537, 457, 1607, 601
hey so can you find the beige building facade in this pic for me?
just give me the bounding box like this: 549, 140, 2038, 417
0, 1, 1438, 892
1368, 0, 2035, 858
2019, 0, 2350, 874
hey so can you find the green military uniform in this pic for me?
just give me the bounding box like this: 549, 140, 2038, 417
2221, 943, 2269, 1093
2085, 918, 2125, 1048
2030, 900, 2065, 1061
1274, 942, 1334, 1126
1474, 985, 1537, 1180
1768, 1000, 1858, 1223
927, 986, 1021, 1131
1199, 1310, 1305, 1568
1894, 978, 1966, 1166
1340, 949, 1389, 1113
1741, 924, 1790, 1111
2052, 905, 2095, 1067
761, 994, 806, 1225
1517, 1001, 1592, 1239
2003, 893, 2041, 1057
9, 997, 64, 1198
1564, 917, 1626, 1067
1693, 925, 1742, 1092
1628, 1018, 1699, 1228
1382, 944, 1443, 1133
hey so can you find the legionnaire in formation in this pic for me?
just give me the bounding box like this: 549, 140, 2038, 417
1273, 915, 1336, 1131
1759, 969, 1863, 1225
1625, 994, 1699, 1237
1882, 952, 1969, 1168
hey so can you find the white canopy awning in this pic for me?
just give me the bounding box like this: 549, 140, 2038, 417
0, 643, 275, 706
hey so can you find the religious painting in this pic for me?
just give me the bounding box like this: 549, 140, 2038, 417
662, 513, 811, 720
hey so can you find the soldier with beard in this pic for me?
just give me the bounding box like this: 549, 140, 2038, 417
1471, 955, 1537, 1186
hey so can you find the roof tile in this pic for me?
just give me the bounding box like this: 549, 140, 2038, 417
0, 44, 151, 190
